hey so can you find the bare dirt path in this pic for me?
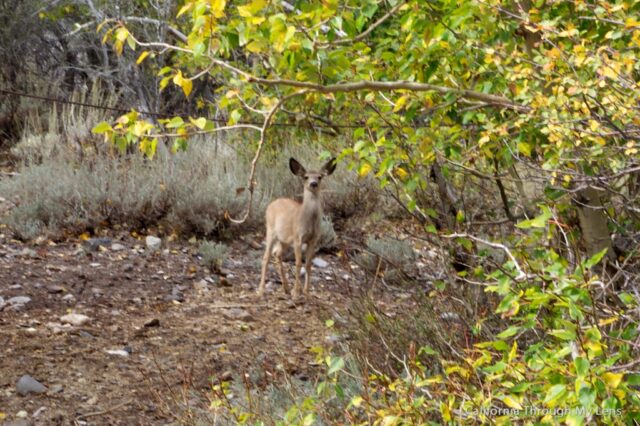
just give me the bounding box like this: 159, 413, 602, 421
0, 232, 357, 425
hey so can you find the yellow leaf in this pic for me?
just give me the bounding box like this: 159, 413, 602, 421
0, 412, 6, 420
177, 2, 193, 17
393, 95, 408, 112
351, 395, 363, 407
502, 395, 523, 410
115, 27, 129, 42
79, 232, 91, 241
358, 162, 372, 177
210, 0, 226, 18
136, 51, 150, 65
191, 117, 207, 129
602, 372, 623, 389
181, 78, 193, 97
395, 167, 409, 179
246, 40, 264, 53
517, 142, 532, 157
601, 66, 618, 80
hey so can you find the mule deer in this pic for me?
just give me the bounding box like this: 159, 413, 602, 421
258, 157, 337, 298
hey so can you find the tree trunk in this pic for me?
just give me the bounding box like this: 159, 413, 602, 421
575, 186, 615, 261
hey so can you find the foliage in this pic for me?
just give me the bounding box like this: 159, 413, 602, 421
49, 0, 640, 423
198, 240, 229, 271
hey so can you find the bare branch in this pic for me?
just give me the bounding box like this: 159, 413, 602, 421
443, 233, 528, 281
317, 2, 406, 47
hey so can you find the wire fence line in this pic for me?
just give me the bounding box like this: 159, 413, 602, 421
0, 87, 366, 131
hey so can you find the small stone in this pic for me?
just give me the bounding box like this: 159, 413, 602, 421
146, 236, 162, 250
79, 330, 95, 339
33, 406, 47, 417
49, 384, 64, 394
8, 296, 31, 305
312, 258, 329, 268
46, 322, 72, 334
105, 349, 129, 357
16, 410, 28, 418
16, 374, 47, 395
62, 293, 76, 302
123, 263, 134, 272
19, 248, 37, 258
193, 279, 209, 292
144, 318, 160, 328
47, 285, 64, 294
218, 277, 232, 287
111, 243, 126, 251
222, 308, 254, 322
84, 237, 112, 252
60, 313, 91, 326
0, 296, 5, 309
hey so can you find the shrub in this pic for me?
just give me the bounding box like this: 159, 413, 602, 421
198, 241, 229, 272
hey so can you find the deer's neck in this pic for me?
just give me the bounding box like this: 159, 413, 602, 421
299, 189, 322, 236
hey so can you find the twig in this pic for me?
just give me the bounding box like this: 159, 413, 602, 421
443, 233, 528, 281
75, 400, 131, 421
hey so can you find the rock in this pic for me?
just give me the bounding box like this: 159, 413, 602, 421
146, 236, 162, 250
33, 406, 47, 417
0, 296, 5, 309
48, 384, 64, 394
62, 293, 76, 302
79, 330, 95, 339
312, 257, 329, 268
218, 277, 232, 287
3, 420, 30, 426
84, 237, 112, 252
47, 285, 64, 294
325, 334, 342, 344
16, 374, 47, 395
105, 349, 129, 357
16, 410, 28, 418
193, 279, 209, 292
60, 313, 90, 326
123, 263, 134, 272
222, 308, 254, 322
144, 318, 160, 328
8, 296, 32, 305
19, 248, 38, 258
111, 243, 126, 251
46, 322, 72, 334
165, 292, 184, 303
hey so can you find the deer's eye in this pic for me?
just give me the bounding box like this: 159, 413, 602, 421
304, 176, 309, 180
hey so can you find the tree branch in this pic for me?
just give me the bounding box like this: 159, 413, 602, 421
317, 2, 405, 47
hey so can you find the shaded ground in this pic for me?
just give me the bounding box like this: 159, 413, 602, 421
0, 230, 366, 425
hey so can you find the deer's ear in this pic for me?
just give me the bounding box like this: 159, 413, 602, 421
321, 157, 337, 176
289, 158, 306, 177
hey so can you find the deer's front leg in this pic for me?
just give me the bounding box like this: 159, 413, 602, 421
292, 243, 302, 298
303, 242, 315, 298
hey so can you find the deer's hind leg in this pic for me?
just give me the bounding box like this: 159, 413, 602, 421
273, 242, 290, 295
258, 232, 276, 297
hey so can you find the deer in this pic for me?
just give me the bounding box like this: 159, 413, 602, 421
258, 157, 337, 299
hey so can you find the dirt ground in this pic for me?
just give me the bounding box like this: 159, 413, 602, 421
0, 227, 383, 425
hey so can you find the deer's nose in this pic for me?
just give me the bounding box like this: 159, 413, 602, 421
309, 181, 318, 188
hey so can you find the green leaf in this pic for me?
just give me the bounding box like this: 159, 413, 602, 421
544, 384, 567, 407
327, 357, 345, 375
166, 117, 184, 128
549, 329, 576, 341
91, 121, 112, 134
497, 326, 520, 339
516, 205, 552, 229
575, 357, 590, 377
584, 247, 609, 269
